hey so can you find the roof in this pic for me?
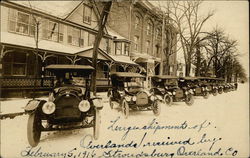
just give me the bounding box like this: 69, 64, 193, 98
10, 1, 82, 19
110, 72, 145, 78
110, 55, 138, 66
45, 64, 94, 70
151, 75, 178, 79
1, 32, 83, 54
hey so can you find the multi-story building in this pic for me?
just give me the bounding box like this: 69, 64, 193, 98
0, 0, 138, 97
0, 0, 177, 97
104, 0, 178, 77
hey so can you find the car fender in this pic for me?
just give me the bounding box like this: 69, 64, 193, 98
24, 99, 46, 112
155, 95, 163, 101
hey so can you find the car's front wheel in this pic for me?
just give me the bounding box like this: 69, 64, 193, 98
212, 89, 218, 96
93, 108, 100, 140
27, 111, 41, 147
203, 91, 209, 99
185, 94, 194, 106
121, 99, 129, 119
152, 100, 161, 116
164, 94, 173, 106
218, 88, 223, 94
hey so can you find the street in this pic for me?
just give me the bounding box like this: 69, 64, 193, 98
0, 84, 249, 158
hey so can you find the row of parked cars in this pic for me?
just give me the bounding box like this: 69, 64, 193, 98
24, 65, 237, 147
108, 72, 238, 118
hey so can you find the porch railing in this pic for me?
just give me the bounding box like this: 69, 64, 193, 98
0, 77, 110, 89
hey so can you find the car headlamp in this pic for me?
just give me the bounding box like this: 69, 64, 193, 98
125, 96, 131, 102
132, 96, 137, 102
42, 101, 56, 114
173, 91, 176, 95
150, 95, 155, 101
78, 100, 91, 112
185, 91, 189, 95
92, 98, 103, 108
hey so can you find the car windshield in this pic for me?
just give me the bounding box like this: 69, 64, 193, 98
54, 72, 87, 87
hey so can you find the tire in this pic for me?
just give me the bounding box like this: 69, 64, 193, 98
107, 89, 112, 97
121, 99, 129, 119
185, 94, 194, 106
203, 91, 209, 99
27, 112, 41, 147
93, 108, 100, 140
109, 97, 114, 109
212, 89, 218, 96
164, 94, 173, 106
152, 100, 161, 116
218, 88, 223, 94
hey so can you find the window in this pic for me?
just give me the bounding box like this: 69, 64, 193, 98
146, 40, 150, 54
80, 30, 85, 47
135, 16, 140, 29
115, 42, 122, 55
8, 8, 35, 36
88, 33, 95, 46
134, 36, 139, 51
67, 26, 80, 46
156, 28, 161, 39
83, 4, 92, 24
3, 52, 27, 76
59, 24, 64, 42
42, 19, 59, 41
155, 45, 160, 56
146, 22, 153, 35
124, 43, 129, 56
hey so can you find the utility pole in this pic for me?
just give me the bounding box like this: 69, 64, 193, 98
91, 1, 113, 95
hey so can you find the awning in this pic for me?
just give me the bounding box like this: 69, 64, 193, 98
109, 55, 138, 66
75, 47, 113, 61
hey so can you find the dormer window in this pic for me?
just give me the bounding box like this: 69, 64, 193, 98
83, 4, 92, 24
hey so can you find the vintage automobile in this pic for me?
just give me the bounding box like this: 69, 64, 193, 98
151, 75, 194, 106
216, 78, 225, 94
24, 64, 103, 147
206, 77, 220, 96
195, 77, 211, 99
109, 72, 161, 118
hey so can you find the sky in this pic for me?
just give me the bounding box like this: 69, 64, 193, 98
151, 0, 249, 76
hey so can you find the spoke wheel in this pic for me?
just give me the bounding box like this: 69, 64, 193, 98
212, 89, 218, 96
121, 99, 129, 119
164, 94, 173, 106
185, 94, 194, 106
27, 112, 41, 147
93, 108, 100, 140
203, 91, 209, 99
218, 88, 223, 94
152, 100, 161, 116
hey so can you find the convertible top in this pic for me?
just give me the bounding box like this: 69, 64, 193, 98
151, 75, 178, 79
45, 64, 94, 70
111, 72, 145, 78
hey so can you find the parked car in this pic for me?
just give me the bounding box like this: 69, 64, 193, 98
24, 64, 103, 147
151, 75, 194, 106
109, 72, 161, 118
195, 77, 211, 99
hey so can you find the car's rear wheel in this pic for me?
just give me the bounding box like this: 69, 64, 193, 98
152, 100, 161, 116
27, 112, 41, 147
93, 108, 100, 140
164, 94, 173, 106
121, 99, 129, 119
185, 94, 194, 106
203, 91, 209, 99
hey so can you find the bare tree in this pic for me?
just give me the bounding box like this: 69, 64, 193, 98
201, 27, 238, 78
161, 0, 214, 76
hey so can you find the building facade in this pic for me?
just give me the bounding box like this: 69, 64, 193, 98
0, 0, 177, 97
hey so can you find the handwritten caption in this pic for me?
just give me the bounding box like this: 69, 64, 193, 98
21, 117, 238, 158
